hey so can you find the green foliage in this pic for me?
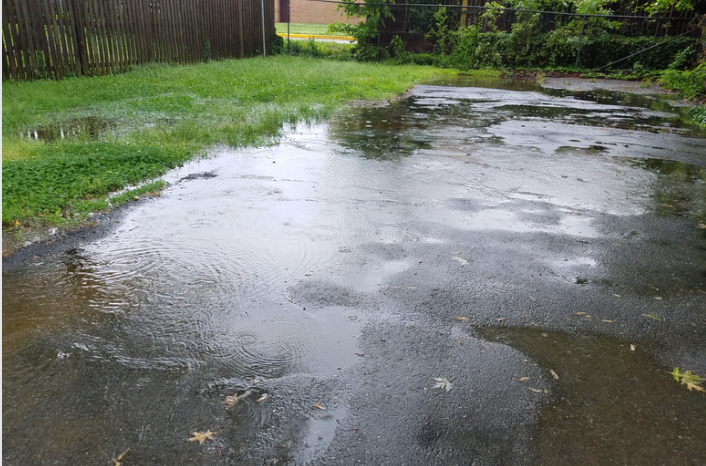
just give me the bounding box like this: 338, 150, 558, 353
687, 105, 706, 128
645, 0, 698, 15
480, 2, 505, 32
426, 7, 452, 55
272, 33, 285, 55
668, 46, 694, 70
277, 39, 355, 60
424, 25, 697, 71
390, 35, 411, 64
659, 64, 706, 100
2, 143, 189, 223
335, 0, 394, 60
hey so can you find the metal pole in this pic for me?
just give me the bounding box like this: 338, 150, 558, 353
261, 0, 267, 57
575, 15, 586, 68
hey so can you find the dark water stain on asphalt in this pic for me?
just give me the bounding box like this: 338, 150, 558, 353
475, 326, 706, 466
3, 78, 706, 465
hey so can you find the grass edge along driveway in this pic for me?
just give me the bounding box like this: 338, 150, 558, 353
2, 57, 462, 238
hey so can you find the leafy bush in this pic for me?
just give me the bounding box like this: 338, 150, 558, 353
659, 64, 706, 100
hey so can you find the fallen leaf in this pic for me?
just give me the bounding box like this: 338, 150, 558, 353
550, 370, 559, 380
671, 368, 705, 392
654, 297, 662, 300
312, 403, 326, 410
698, 223, 706, 229
529, 296, 536, 301
528, 387, 542, 393
116, 448, 130, 461
113, 447, 130, 466
602, 319, 613, 323
519, 377, 530, 382
223, 389, 253, 408
630, 344, 636, 351
642, 314, 662, 321
455, 316, 469, 321
257, 394, 268, 403
452, 256, 473, 265
187, 430, 216, 445
575, 312, 586, 315
613, 294, 622, 298
433, 377, 454, 392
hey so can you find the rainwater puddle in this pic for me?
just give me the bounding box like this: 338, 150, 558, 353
21, 116, 115, 141
3, 78, 706, 465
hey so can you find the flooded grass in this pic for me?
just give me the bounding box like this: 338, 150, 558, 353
2, 57, 454, 230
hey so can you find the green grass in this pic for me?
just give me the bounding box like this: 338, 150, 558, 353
275, 23, 347, 36
2, 56, 453, 227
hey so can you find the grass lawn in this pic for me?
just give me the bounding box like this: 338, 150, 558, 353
2, 57, 455, 232
275, 23, 348, 36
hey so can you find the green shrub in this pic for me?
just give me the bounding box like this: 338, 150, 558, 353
659, 64, 706, 100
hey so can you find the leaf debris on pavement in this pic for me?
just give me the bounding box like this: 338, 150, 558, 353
452, 257, 473, 265
187, 430, 216, 445
112, 448, 129, 466
433, 377, 455, 392
223, 389, 253, 409
671, 368, 705, 392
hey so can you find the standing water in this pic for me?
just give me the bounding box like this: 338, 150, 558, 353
4, 78, 706, 465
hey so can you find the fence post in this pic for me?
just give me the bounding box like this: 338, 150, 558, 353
575, 15, 586, 68
261, 0, 266, 57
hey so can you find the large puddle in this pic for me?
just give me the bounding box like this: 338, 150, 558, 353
3, 78, 706, 465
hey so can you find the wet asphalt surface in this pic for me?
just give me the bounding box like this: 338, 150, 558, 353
3, 78, 706, 465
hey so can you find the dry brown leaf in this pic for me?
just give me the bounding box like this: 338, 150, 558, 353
312, 403, 326, 410
455, 316, 469, 321
187, 430, 216, 445
113, 448, 130, 466
528, 387, 542, 393
550, 370, 559, 380
257, 394, 268, 403
519, 377, 530, 382
223, 390, 252, 408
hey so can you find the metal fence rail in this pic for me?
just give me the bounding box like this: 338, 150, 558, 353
2, 0, 275, 80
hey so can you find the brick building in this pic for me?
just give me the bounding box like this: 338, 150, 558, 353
276, 0, 361, 24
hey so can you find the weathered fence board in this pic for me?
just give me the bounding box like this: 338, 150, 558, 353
3, 0, 274, 80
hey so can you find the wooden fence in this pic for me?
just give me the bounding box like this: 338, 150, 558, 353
2, 0, 275, 80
